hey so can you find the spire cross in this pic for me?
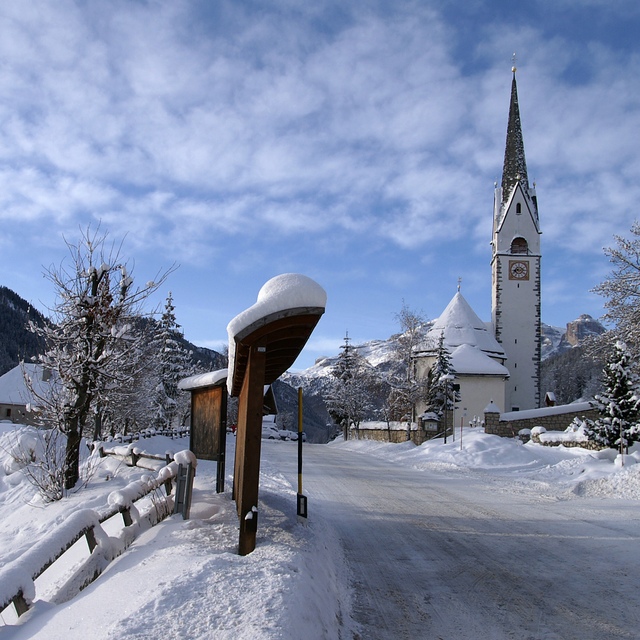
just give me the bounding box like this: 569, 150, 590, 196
457, 277, 462, 293
512, 52, 517, 73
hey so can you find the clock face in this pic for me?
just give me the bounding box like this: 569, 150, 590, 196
509, 260, 529, 280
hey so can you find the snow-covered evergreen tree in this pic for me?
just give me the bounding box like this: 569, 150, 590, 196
325, 333, 374, 440
27, 228, 170, 491
585, 340, 640, 451
150, 292, 195, 431
424, 332, 458, 433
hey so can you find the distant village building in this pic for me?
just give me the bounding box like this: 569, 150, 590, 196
0, 363, 50, 425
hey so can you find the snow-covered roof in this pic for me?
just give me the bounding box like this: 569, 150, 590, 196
178, 369, 228, 391
227, 274, 327, 394
419, 292, 505, 359
450, 344, 509, 376
500, 401, 594, 422
0, 364, 51, 405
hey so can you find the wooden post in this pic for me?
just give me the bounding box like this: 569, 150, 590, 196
237, 342, 267, 556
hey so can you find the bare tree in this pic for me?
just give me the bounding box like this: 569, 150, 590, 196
27, 227, 173, 492
385, 303, 429, 424
593, 221, 640, 356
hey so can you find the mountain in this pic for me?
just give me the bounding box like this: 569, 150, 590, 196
0, 283, 225, 379
0, 286, 49, 376
1, 282, 605, 441
541, 323, 565, 360
560, 314, 606, 348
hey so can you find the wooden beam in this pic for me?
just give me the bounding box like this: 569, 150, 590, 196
236, 342, 267, 556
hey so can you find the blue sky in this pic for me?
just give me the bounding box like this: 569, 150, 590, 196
0, 0, 639, 370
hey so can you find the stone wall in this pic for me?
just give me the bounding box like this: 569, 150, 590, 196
484, 402, 598, 438
349, 426, 444, 446
529, 431, 602, 450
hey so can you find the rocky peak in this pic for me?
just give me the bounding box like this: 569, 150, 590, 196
564, 314, 605, 347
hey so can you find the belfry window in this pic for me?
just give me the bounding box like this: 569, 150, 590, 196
510, 237, 528, 254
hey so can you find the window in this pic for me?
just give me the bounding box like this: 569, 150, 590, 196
510, 237, 528, 254
5, 408, 11, 417
516, 203, 522, 213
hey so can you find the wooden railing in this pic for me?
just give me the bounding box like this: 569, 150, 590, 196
0, 452, 194, 622
107, 426, 190, 444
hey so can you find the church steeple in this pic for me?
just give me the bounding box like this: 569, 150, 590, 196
501, 65, 528, 205
491, 61, 542, 413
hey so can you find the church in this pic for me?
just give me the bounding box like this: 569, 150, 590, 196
414, 64, 541, 426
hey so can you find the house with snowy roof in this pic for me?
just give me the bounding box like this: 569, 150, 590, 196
413, 290, 509, 429
0, 363, 51, 425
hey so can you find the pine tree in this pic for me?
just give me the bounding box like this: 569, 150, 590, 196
325, 333, 374, 440
424, 332, 458, 435
585, 340, 640, 451
150, 292, 195, 431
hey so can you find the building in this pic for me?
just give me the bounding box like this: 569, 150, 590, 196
0, 363, 51, 425
414, 289, 509, 428
414, 66, 541, 428
491, 64, 541, 411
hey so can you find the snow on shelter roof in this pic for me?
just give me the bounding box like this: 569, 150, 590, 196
227, 274, 327, 395
178, 369, 228, 391
423, 292, 505, 358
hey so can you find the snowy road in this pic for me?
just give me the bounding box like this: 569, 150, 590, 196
264, 441, 640, 640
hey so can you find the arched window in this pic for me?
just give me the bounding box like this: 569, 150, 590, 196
510, 237, 528, 254
516, 202, 522, 213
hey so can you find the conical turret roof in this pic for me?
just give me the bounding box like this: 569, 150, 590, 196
423, 292, 506, 359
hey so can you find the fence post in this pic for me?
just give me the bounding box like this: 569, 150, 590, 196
173, 462, 195, 519
85, 527, 98, 552
121, 507, 133, 527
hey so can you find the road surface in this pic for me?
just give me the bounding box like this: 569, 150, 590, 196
265, 442, 640, 640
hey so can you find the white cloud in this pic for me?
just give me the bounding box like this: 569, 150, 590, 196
0, 0, 639, 351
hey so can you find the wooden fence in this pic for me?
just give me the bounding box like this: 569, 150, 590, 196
0, 450, 193, 623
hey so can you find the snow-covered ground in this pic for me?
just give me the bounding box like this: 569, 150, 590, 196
1, 423, 639, 638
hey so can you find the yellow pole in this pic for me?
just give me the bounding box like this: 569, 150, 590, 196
297, 387, 303, 495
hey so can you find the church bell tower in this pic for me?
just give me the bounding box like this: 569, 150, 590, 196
491, 63, 541, 411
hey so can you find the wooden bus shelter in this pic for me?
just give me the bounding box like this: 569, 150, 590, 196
228, 305, 325, 555
227, 274, 327, 555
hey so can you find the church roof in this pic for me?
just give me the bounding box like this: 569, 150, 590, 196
501, 70, 528, 204
421, 292, 506, 359
450, 344, 509, 376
